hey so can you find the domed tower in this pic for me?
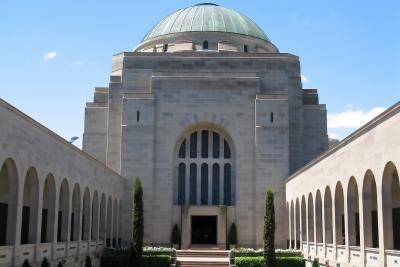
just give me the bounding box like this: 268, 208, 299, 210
83, 3, 328, 249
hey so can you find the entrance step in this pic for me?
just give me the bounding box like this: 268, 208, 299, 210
177, 250, 230, 267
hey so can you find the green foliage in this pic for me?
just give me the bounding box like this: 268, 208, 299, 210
22, 260, 31, 267
171, 224, 180, 245
103, 247, 176, 257
41, 257, 50, 267
101, 255, 171, 267
263, 189, 276, 267
312, 258, 319, 267
231, 248, 302, 258
229, 223, 238, 245
235, 256, 305, 267
85, 256, 92, 267
57, 262, 63, 267
132, 177, 144, 259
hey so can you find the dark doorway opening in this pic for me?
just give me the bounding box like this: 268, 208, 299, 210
191, 216, 217, 245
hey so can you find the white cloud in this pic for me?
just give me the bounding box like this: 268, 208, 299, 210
328, 132, 341, 140
328, 106, 386, 129
44, 51, 57, 62
301, 75, 309, 83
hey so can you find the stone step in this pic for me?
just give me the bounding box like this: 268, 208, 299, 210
177, 250, 230, 258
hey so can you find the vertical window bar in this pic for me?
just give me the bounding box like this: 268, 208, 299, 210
190, 132, 197, 158
201, 130, 208, 158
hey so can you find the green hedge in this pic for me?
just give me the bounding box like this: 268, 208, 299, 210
232, 248, 302, 258
102, 247, 176, 257
235, 256, 305, 267
100, 255, 171, 267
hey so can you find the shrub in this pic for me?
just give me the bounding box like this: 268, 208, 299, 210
41, 257, 50, 267
312, 258, 319, 267
132, 177, 144, 259
171, 224, 180, 245
57, 262, 63, 267
235, 256, 305, 267
228, 223, 238, 246
231, 248, 302, 258
264, 189, 275, 267
22, 260, 31, 267
85, 256, 92, 267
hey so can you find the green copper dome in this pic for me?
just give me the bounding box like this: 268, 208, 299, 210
143, 3, 270, 42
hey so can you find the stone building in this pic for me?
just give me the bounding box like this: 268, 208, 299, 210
83, 3, 328, 249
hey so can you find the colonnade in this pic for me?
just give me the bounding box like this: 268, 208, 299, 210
0, 157, 122, 265
286, 161, 400, 266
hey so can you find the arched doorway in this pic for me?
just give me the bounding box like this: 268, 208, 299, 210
324, 187, 333, 244
91, 191, 99, 240
82, 188, 90, 241
315, 190, 323, 244
71, 184, 81, 241
41, 174, 56, 243
307, 193, 314, 243
347, 177, 360, 246
363, 170, 379, 248
335, 182, 345, 245
57, 179, 69, 242
21, 167, 39, 244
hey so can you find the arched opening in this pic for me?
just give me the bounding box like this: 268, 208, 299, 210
382, 162, 400, 250
203, 41, 209, 50
324, 187, 333, 244
21, 167, 39, 244
112, 198, 118, 247
118, 199, 122, 246
106, 196, 112, 247
315, 190, 323, 243
190, 163, 197, 205
290, 201, 295, 248
91, 191, 99, 240
201, 163, 208, 205
347, 177, 360, 246
212, 164, 220, 205
175, 127, 234, 206
57, 179, 69, 242
295, 198, 300, 249
363, 170, 379, 248
41, 174, 56, 243
0, 159, 18, 245
335, 182, 345, 245
224, 164, 231, 205
99, 194, 106, 241
307, 193, 314, 242
82, 188, 90, 240
301, 196, 307, 243
71, 184, 81, 241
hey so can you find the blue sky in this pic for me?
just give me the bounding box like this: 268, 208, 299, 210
1, 0, 399, 147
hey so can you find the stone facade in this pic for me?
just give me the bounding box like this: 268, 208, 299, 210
83, 5, 328, 248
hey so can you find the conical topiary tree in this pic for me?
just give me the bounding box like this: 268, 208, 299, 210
228, 223, 238, 248
41, 257, 50, 267
263, 189, 275, 267
171, 224, 181, 248
85, 256, 92, 267
57, 262, 63, 267
312, 258, 319, 267
22, 259, 31, 267
132, 177, 144, 262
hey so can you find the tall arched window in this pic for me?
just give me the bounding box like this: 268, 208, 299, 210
203, 41, 209, 50
175, 128, 234, 206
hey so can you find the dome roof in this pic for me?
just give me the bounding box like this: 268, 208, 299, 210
143, 3, 270, 42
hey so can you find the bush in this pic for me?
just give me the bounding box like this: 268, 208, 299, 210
228, 223, 238, 245
171, 224, 180, 245
264, 189, 275, 267
132, 177, 144, 259
103, 246, 176, 257
57, 262, 63, 267
312, 258, 319, 267
41, 258, 50, 267
22, 260, 31, 267
235, 256, 305, 267
101, 255, 171, 267
231, 248, 302, 258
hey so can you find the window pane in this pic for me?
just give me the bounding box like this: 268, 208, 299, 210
213, 132, 220, 158
201, 164, 208, 205
190, 164, 197, 205
224, 140, 231, 159
190, 132, 197, 158
179, 140, 186, 158
178, 164, 186, 205
212, 164, 220, 205
201, 131, 208, 158
224, 164, 231, 205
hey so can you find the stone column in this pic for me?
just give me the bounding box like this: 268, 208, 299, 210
294, 203, 297, 250
358, 188, 366, 267
377, 184, 386, 267
289, 203, 292, 249
343, 190, 350, 264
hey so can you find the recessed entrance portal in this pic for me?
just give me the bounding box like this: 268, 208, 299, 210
191, 216, 217, 245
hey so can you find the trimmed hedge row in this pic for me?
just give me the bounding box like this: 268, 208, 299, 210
235, 256, 305, 267
232, 248, 302, 258
102, 247, 176, 257
100, 255, 171, 267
